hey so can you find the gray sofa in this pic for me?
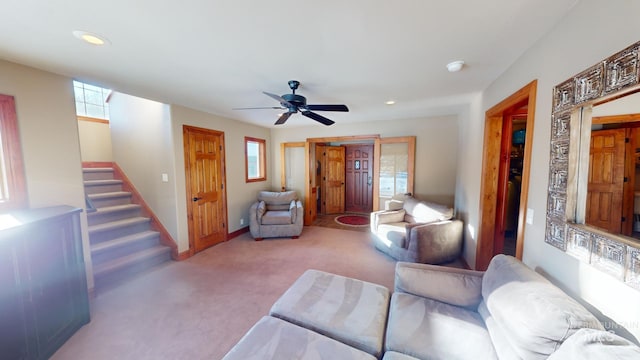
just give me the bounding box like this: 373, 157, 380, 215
371, 196, 463, 264
224, 255, 640, 359
249, 190, 303, 241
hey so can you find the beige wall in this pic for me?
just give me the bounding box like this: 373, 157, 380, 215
0, 59, 93, 288
109, 93, 178, 244
78, 120, 113, 162
170, 105, 271, 252
458, 0, 640, 341
270, 115, 460, 205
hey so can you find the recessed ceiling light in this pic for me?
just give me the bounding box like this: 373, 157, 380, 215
385, 100, 396, 105
446, 60, 465, 72
72, 30, 109, 46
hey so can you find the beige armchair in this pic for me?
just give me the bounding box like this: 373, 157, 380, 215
249, 191, 303, 241
370, 196, 463, 264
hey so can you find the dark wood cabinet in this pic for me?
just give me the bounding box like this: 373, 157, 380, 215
0, 206, 90, 360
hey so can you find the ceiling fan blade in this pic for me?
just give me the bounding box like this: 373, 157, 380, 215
275, 111, 293, 125
232, 106, 285, 110
263, 91, 293, 107
301, 110, 335, 126
306, 104, 349, 112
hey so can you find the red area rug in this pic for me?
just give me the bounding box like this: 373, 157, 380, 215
335, 214, 370, 227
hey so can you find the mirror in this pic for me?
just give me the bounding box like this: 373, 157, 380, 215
545, 40, 640, 290
583, 92, 640, 239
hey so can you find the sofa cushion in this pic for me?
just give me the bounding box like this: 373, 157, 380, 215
548, 328, 640, 360
478, 300, 521, 359
382, 351, 421, 360
376, 223, 407, 248
402, 197, 453, 223
258, 191, 297, 211
482, 255, 604, 359
261, 211, 292, 225
394, 262, 484, 309
222, 316, 376, 360
386, 293, 498, 360
269, 269, 390, 358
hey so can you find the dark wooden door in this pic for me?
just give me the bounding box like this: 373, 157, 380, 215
586, 128, 625, 233
345, 144, 373, 213
324, 146, 345, 214
184, 126, 228, 253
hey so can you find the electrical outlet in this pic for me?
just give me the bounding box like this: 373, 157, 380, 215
240, 218, 244, 225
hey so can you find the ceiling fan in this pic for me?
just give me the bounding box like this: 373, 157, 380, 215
233, 80, 349, 126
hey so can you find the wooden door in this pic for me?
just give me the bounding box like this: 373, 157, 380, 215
623, 128, 637, 236
324, 146, 345, 214
183, 125, 227, 253
586, 128, 625, 233
345, 144, 373, 213
493, 116, 514, 255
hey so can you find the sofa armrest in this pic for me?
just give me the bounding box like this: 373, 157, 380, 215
249, 201, 264, 238
394, 261, 484, 309
370, 209, 406, 231
407, 219, 463, 264
292, 200, 303, 225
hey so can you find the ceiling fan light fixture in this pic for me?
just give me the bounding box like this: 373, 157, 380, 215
72, 30, 110, 46
446, 60, 465, 72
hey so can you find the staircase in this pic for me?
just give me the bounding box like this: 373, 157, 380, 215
83, 167, 172, 288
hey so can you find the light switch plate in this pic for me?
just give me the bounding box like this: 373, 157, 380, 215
161, 173, 169, 182
526, 208, 534, 225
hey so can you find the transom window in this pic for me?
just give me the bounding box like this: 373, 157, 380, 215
245, 137, 266, 182
73, 80, 110, 120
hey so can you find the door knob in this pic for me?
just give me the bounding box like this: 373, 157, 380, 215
192, 197, 202, 202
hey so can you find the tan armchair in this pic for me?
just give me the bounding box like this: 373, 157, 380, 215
370, 196, 463, 264
249, 191, 303, 241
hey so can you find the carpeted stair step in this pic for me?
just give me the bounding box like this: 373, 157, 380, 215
88, 217, 152, 244
91, 230, 161, 266
93, 245, 171, 285
87, 204, 142, 226
84, 179, 124, 194
83, 167, 115, 181
87, 191, 133, 208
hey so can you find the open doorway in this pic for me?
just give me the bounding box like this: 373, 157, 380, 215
296, 135, 415, 225
314, 143, 374, 215
477, 80, 537, 270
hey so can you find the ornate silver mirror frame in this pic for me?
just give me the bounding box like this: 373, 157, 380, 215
546, 41, 640, 290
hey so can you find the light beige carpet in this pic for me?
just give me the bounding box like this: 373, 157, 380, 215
52, 226, 397, 360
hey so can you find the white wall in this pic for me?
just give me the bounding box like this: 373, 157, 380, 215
78, 120, 113, 162
270, 115, 460, 205
454, 94, 483, 268
170, 105, 271, 252
0, 59, 93, 288
109, 93, 178, 246
458, 0, 640, 341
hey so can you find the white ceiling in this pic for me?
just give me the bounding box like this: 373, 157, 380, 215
0, 0, 578, 128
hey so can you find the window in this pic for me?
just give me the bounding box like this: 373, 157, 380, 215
0, 94, 27, 211
73, 80, 111, 120
245, 137, 266, 182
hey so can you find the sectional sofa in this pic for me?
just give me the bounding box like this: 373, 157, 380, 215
223, 255, 640, 359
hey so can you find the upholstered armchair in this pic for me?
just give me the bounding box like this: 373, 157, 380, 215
249, 191, 304, 241
370, 196, 463, 264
